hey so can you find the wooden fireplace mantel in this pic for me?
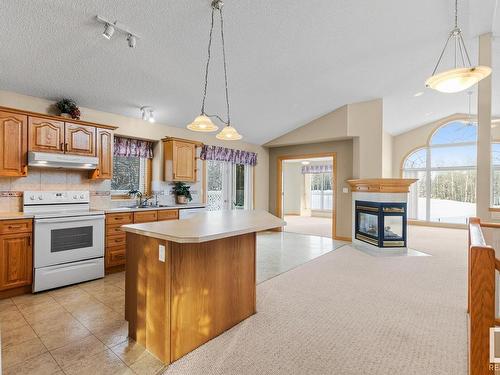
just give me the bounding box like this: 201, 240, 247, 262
347, 178, 418, 193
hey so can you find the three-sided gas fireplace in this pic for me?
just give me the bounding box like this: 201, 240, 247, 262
355, 200, 407, 248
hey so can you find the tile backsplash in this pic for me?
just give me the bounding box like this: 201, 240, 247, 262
0, 169, 202, 212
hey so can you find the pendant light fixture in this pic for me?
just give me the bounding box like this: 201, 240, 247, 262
188, 0, 242, 140
425, 0, 491, 93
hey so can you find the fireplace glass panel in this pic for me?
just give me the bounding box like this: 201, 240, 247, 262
383, 216, 403, 239
358, 213, 378, 238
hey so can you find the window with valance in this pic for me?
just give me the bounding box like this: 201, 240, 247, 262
111, 136, 155, 196
201, 145, 256, 211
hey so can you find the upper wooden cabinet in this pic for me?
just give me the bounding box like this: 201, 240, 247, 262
163, 138, 200, 182
0, 111, 28, 177
0, 106, 117, 177
28, 117, 65, 153
91, 128, 113, 179
65, 123, 96, 156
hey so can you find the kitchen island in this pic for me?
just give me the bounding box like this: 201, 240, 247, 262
120, 209, 285, 364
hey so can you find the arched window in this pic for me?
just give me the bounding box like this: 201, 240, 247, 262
402, 120, 477, 224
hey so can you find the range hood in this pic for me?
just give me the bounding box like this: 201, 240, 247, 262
28, 152, 98, 170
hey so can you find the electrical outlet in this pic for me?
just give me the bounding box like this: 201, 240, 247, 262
159, 244, 166, 262
342, 187, 349, 194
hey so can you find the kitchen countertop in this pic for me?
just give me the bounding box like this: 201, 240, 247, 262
121, 209, 285, 243
0, 212, 35, 220
97, 203, 206, 214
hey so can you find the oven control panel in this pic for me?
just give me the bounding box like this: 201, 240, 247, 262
24, 191, 90, 205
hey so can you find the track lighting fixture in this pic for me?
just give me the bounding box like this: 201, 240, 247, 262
141, 107, 155, 123
96, 15, 140, 49
127, 34, 137, 48
102, 23, 115, 40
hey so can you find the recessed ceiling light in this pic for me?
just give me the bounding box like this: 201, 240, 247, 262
301, 161, 310, 165
414, 91, 424, 97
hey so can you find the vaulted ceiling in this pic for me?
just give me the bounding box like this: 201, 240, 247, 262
0, 0, 498, 144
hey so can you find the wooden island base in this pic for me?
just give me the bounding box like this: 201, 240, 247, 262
125, 232, 257, 364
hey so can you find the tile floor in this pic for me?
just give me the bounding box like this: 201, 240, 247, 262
0, 232, 347, 375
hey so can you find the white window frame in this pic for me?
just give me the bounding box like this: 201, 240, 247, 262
309, 172, 333, 212
402, 121, 477, 224
111, 156, 148, 196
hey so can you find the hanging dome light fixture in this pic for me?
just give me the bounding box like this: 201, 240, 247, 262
425, 0, 491, 93
187, 0, 242, 140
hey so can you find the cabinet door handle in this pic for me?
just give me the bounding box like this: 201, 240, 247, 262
8, 225, 22, 229
60, 142, 64, 150
64, 143, 68, 152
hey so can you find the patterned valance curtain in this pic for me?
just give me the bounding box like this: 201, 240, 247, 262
114, 136, 154, 159
200, 145, 257, 166
301, 164, 332, 174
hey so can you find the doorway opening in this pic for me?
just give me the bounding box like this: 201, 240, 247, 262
277, 153, 336, 238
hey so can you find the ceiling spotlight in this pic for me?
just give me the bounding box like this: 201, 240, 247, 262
414, 91, 424, 97
97, 15, 140, 49
102, 23, 115, 40
141, 107, 155, 123
127, 34, 137, 48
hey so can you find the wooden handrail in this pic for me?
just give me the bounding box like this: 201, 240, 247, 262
468, 217, 496, 375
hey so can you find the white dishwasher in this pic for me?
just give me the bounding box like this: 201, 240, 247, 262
179, 207, 207, 219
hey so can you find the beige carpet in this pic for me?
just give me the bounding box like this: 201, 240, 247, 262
163, 226, 468, 375
284, 215, 332, 237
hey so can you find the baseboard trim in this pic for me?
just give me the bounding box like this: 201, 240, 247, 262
0, 285, 32, 300
334, 236, 351, 242
408, 220, 466, 230
105, 265, 125, 274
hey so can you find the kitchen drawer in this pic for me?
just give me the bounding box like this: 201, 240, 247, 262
157, 209, 179, 221
106, 245, 126, 268
106, 213, 133, 225
133, 211, 158, 223
0, 219, 32, 235
106, 224, 125, 237
106, 234, 126, 248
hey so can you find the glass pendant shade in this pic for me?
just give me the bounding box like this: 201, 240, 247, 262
216, 125, 242, 140
425, 66, 492, 93
187, 115, 219, 132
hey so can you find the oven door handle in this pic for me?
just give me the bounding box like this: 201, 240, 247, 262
35, 215, 105, 224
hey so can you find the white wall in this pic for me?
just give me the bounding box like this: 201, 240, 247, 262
283, 163, 302, 215
0, 90, 269, 210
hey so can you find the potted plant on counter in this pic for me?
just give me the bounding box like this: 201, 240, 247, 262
55, 98, 81, 120
172, 182, 192, 204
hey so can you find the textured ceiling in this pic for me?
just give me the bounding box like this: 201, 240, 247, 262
0, 0, 498, 144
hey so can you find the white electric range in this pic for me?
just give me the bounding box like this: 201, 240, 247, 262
23, 191, 105, 292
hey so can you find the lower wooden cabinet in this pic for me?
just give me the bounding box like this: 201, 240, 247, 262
106, 245, 127, 268
0, 229, 32, 292
104, 209, 179, 273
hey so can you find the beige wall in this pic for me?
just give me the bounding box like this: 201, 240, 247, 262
282, 162, 302, 215
382, 131, 393, 178
265, 99, 385, 180
347, 99, 384, 178
0, 90, 269, 210
264, 106, 349, 147
268, 140, 353, 239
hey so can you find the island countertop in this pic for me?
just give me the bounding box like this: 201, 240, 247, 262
120, 209, 285, 243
